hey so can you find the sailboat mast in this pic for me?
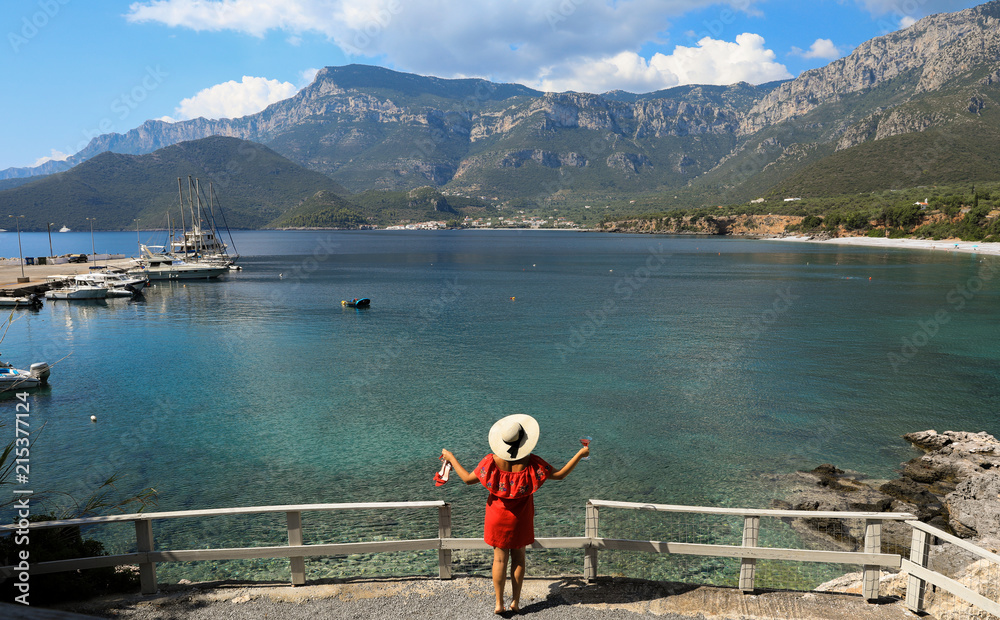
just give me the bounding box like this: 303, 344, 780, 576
187, 176, 197, 254
175, 177, 184, 251
207, 181, 222, 255
180, 177, 189, 254
195, 178, 203, 255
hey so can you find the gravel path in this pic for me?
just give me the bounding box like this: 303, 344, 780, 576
53, 576, 921, 620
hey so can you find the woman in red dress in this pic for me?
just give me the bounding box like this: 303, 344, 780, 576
441, 414, 590, 614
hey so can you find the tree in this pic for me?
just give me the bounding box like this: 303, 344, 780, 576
801, 215, 823, 230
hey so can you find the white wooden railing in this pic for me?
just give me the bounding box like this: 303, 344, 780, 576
903, 519, 1000, 617
1, 499, 997, 616
584, 500, 911, 599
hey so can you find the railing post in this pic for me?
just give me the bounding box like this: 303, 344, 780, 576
286, 511, 305, 586
134, 519, 157, 595
438, 503, 452, 579
584, 501, 598, 581
905, 526, 931, 613
739, 515, 760, 593
862, 518, 882, 601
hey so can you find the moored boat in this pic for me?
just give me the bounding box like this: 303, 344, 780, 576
341, 298, 371, 308
44, 284, 109, 300
0, 294, 43, 309
75, 268, 148, 297
166, 176, 240, 269
128, 245, 228, 280
0, 358, 50, 390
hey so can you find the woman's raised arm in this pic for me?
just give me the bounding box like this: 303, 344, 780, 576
549, 445, 590, 480
441, 449, 479, 484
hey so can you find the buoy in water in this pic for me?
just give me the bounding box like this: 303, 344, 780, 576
90, 415, 97, 422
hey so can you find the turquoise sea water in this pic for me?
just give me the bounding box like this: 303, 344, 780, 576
2, 230, 998, 583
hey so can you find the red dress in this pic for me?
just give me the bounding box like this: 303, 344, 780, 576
474, 454, 552, 549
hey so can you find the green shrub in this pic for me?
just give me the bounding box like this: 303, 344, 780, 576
800, 215, 823, 230
0, 518, 138, 604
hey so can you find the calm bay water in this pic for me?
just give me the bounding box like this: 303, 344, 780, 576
2, 229, 998, 582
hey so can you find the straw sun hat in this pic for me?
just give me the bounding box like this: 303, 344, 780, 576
488, 414, 540, 461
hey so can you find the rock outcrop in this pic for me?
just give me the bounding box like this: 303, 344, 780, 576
602, 214, 803, 236
773, 430, 1000, 552
770, 430, 999, 620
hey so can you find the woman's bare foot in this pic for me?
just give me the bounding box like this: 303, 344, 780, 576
494, 603, 505, 614
510, 601, 520, 614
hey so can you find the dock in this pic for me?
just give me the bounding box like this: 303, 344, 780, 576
0, 257, 140, 295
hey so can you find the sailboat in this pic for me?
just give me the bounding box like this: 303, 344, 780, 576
168, 177, 239, 269
128, 245, 228, 280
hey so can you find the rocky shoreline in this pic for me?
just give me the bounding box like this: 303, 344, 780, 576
774, 430, 999, 544
774, 430, 1000, 618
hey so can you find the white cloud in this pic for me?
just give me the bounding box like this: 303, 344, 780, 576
126, 0, 770, 93
538, 33, 790, 93
654, 34, 792, 86
32, 149, 71, 167
855, 0, 972, 16
173, 76, 299, 120
299, 67, 320, 87
790, 38, 842, 60
854, 0, 976, 28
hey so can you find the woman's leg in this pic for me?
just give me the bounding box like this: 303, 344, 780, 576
509, 547, 526, 612
492, 547, 510, 614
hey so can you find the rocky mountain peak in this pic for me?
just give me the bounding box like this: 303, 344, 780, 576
741, 0, 1000, 134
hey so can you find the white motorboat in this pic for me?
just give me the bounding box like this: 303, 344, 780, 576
0, 294, 43, 309
128, 245, 228, 280
75, 268, 148, 297
59, 226, 71, 232
44, 284, 109, 300
0, 358, 50, 391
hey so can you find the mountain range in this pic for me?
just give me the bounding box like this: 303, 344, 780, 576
3, 0, 1000, 228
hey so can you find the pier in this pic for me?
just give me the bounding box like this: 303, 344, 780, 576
0, 256, 138, 295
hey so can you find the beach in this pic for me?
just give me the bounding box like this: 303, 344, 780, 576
772, 235, 1000, 256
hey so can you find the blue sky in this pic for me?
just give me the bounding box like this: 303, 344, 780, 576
0, 0, 984, 171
